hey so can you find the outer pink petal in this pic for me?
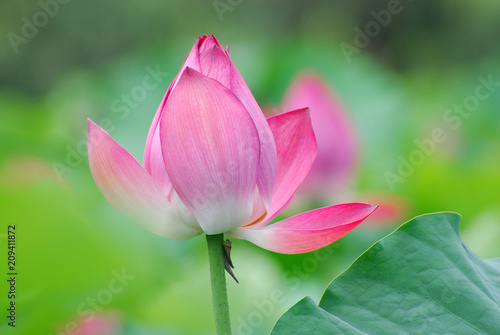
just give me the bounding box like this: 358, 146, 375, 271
249, 108, 317, 228
160, 68, 260, 235
143, 37, 203, 192
283, 72, 357, 194
87, 119, 200, 240
229, 57, 277, 212
227, 203, 377, 254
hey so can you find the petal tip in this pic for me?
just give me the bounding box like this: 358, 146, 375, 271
182, 66, 202, 79
87, 118, 99, 141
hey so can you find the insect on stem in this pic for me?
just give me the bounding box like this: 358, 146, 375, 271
223, 239, 239, 283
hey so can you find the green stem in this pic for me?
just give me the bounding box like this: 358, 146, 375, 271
206, 233, 232, 335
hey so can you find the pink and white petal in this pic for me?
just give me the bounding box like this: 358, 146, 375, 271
87, 119, 200, 240
229, 62, 277, 211
283, 72, 357, 194
228, 203, 377, 254
169, 190, 201, 231
249, 108, 317, 229
143, 37, 203, 180
244, 187, 267, 226
160, 68, 260, 235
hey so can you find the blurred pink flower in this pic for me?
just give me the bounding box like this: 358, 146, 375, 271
281, 72, 357, 196
87, 35, 376, 254
277, 71, 406, 225
66, 313, 121, 335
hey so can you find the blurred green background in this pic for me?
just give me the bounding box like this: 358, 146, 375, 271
1, 0, 499, 334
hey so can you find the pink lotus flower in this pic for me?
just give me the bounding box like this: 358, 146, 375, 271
87, 35, 376, 254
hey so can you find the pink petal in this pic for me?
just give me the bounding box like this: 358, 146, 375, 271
229, 58, 277, 211
143, 37, 203, 191
160, 68, 260, 235
228, 203, 377, 254
248, 108, 317, 228
199, 45, 232, 89
87, 119, 200, 240
143, 122, 173, 196
283, 72, 357, 194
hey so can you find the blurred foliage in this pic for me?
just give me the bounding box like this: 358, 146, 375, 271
1, 0, 499, 334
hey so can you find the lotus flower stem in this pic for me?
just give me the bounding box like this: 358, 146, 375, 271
206, 233, 232, 334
